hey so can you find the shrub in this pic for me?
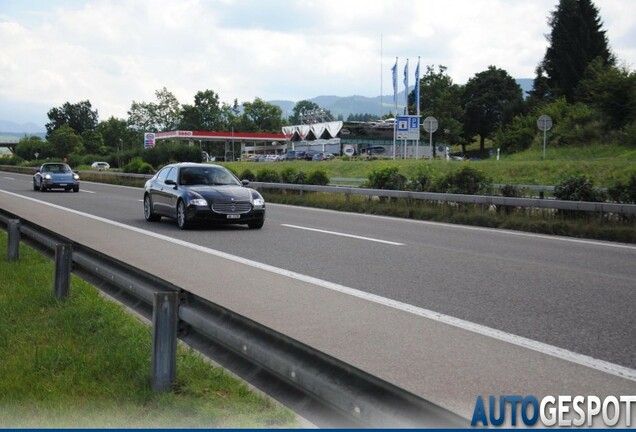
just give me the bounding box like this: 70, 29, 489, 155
256, 168, 281, 183
607, 175, 636, 204
239, 169, 256, 182
500, 184, 522, 198
433, 166, 491, 195
123, 157, 155, 174
407, 169, 432, 191
306, 169, 329, 186
280, 167, 307, 184
554, 175, 606, 202
364, 166, 407, 190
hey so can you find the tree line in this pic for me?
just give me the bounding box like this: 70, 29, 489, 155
10, 0, 636, 169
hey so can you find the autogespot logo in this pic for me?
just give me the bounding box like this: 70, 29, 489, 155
470, 395, 636, 427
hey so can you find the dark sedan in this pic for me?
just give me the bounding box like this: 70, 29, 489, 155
33, 162, 80, 192
143, 163, 265, 230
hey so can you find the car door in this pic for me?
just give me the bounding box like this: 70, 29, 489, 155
163, 167, 180, 218
150, 167, 173, 216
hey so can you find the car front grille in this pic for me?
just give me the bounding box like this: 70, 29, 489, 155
211, 201, 252, 214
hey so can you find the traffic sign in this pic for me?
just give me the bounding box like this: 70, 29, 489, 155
537, 115, 552, 131
423, 116, 438, 133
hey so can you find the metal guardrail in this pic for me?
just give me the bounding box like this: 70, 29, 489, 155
0, 209, 466, 428
249, 182, 636, 216
2, 165, 632, 215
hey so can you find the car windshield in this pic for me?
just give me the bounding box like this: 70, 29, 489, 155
42, 164, 71, 173
179, 167, 239, 186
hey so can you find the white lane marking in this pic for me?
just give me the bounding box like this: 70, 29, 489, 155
80, 190, 96, 194
3, 177, 15, 180
2, 189, 635, 382
281, 223, 404, 246
269, 203, 636, 250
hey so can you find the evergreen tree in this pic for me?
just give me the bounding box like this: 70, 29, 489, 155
537, 0, 614, 103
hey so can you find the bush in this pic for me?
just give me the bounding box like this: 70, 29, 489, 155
280, 167, 307, 184
554, 175, 606, 202
500, 184, 523, 198
433, 166, 491, 195
256, 168, 281, 183
364, 166, 407, 190
123, 157, 155, 174
607, 175, 636, 204
239, 169, 256, 182
407, 168, 432, 191
306, 169, 329, 186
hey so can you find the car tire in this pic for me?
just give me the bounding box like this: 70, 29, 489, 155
39, 182, 46, 192
176, 199, 189, 229
73, 186, 79, 192
33, 180, 38, 191
144, 194, 161, 222
247, 218, 264, 229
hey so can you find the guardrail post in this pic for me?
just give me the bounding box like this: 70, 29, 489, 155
7, 219, 20, 261
54, 244, 72, 300
151, 292, 179, 392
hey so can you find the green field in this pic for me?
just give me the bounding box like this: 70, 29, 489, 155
0, 232, 298, 428
221, 143, 636, 188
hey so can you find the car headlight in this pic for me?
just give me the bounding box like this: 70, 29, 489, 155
73, 174, 80, 180
253, 198, 265, 207
44, 174, 51, 180
190, 198, 208, 206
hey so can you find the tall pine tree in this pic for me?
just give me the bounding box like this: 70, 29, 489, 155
533, 0, 614, 103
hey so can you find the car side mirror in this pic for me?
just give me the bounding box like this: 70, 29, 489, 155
165, 179, 178, 188
241, 179, 250, 186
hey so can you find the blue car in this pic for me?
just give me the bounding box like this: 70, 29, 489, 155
33, 162, 80, 192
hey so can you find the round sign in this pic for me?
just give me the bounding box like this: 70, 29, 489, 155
423, 116, 438, 133
537, 115, 553, 131
343, 145, 355, 157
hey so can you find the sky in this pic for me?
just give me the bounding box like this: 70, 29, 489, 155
0, 0, 635, 128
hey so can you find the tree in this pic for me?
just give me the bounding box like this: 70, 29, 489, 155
416, 65, 466, 154
48, 124, 83, 159
538, 0, 614, 103
577, 58, 636, 130
15, 136, 55, 161
179, 89, 225, 131
239, 98, 284, 133
127, 87, 181, 132
97, 117, 139, 154
45, 100, 98, 140
462, 66, 524, 152
289, 100, 319, 125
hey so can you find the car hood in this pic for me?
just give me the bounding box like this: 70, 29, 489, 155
47, 172, 76, 181
189, 185, 252, 202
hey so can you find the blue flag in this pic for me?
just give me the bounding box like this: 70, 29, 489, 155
403, 59, 409, 114
391, 58, 398, 113
414, 57, 420, 116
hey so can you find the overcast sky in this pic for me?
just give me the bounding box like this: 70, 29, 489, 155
1, 0, 634, 127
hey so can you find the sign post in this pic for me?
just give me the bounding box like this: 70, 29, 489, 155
537, 115, 553, 159
423, 116, 438, 157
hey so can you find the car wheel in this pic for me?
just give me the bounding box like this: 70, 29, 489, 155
33, 179, 38, 191
176, 199, 189, 229
247, 218, 264, 229
73, 186, 79, 192
144, 194, 161, 222
39, 181, 46, 192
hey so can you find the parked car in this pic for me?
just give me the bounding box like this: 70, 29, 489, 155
143, 162, 265, 230
312, 152, 335, 161
33, 162, 80, 192
91, 161, 110, 170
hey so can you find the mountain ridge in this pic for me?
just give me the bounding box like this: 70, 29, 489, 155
0, 79, 533, 133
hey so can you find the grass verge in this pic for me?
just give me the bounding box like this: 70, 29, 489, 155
0, 231, 298, 428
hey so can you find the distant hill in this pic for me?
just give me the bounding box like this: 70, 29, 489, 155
270, 79, 534, 121
0, 119, 45, 135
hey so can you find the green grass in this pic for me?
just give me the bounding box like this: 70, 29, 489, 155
0, 232, 298, 428
221, 143, 636, 188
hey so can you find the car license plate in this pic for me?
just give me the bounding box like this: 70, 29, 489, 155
226, 214, 240, 219
59, 183, 67, 186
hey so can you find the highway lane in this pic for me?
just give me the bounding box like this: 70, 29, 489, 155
1, 172, 635, 372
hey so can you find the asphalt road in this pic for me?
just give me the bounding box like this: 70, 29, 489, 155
1, 172, 634, 369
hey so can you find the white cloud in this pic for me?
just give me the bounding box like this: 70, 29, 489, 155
0, 0, 634, 125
